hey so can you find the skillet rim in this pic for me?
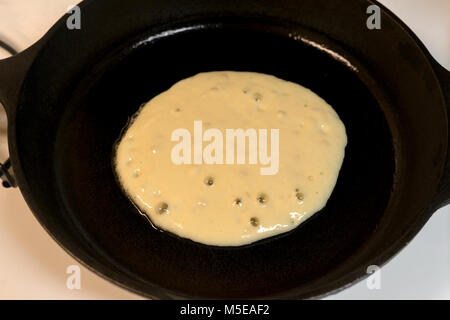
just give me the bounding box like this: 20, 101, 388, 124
5, 0, 449, 299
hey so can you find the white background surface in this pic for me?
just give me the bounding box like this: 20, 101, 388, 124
0, 0, 449, 299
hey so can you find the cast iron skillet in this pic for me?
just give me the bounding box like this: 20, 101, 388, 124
0, 0, 449, 299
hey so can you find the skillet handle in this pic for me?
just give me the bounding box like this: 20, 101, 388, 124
0, 41, 44, 188
0, 41, 18, 188
0, 45, 40, 116
430, 58, 450, 210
